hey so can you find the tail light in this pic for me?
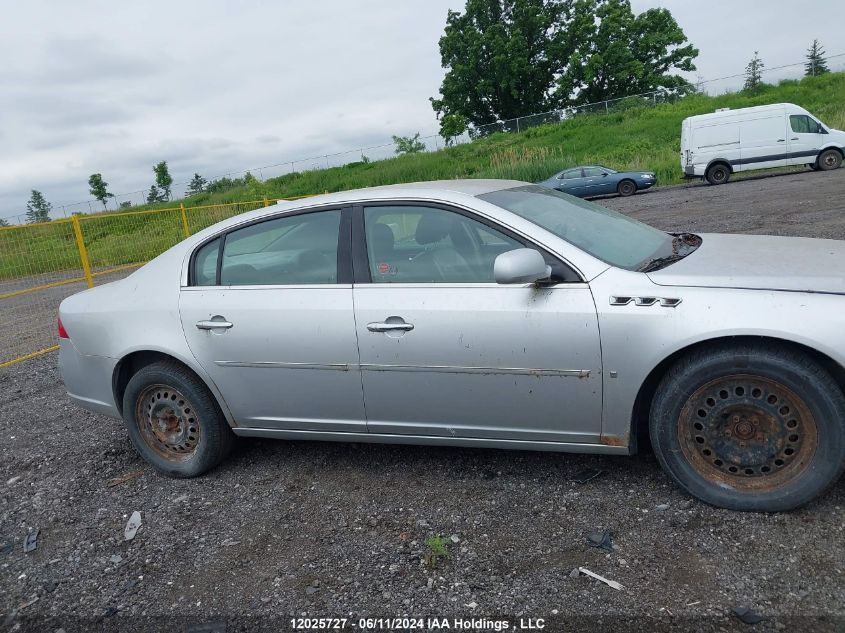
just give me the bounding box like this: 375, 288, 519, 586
58, 318, 69, 339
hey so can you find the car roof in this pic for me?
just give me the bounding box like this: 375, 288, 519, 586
261, 179, 528, 212
322, 178, 527, 198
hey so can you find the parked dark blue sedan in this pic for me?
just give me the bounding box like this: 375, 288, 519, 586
538, 165, 656, 198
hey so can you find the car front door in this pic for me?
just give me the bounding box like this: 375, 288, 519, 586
787, 114, 827, 166
351, 203, 603, 444
178, 207, 367, 432
582, 167, 613, 196
556, 169, 586, 196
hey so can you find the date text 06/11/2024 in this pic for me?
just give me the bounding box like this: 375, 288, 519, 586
290, 617, 547, 630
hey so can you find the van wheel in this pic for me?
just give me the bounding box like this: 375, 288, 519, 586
617, 180, 637, 197
705, 163, 730, 185
650, 342, 845, 511
817, 149, 843, 171
122, 361, 235, 478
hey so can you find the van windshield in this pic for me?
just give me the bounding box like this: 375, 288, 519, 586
478, 185, 679, 270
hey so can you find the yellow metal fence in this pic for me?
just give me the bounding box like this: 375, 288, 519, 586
0, 197, 295, 368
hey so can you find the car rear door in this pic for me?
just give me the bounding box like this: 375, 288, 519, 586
351, 202, 603, 444
178, 207, 367, 432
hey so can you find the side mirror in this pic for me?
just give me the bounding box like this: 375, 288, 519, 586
601, 172, 609, 177
494, 249, 552, 284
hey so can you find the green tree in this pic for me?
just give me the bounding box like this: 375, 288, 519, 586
146, 185, 165, 204
431, 0, 581, 133
440, 113, 468, 145
805, 40, 829, 77
185, 173, 207, 196
119, 201, 133, 209
392, 133, 427, 154
25, 190, 52, 223
556, 0, 698, 105
744, 51, 764, 91
88, 173, 114, 210
153, 161, 173, 201
431, 0, 697, 133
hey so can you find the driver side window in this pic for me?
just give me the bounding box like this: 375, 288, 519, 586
196, 210, 341, 286
363, 206, 523, 283
790, 114, 822, 134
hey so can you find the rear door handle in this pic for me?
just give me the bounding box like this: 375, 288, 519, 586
367, 322, 414, 332
196, 319, 233, 330
790, 137, 799, 140
777, 138, 786, 142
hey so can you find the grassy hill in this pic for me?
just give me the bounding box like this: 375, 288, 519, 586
2, 73, 844, 281
176, 72, 845, 208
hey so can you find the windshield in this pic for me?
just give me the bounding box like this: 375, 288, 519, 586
478, 185, 674, 270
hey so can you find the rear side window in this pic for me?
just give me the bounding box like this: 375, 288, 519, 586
192, 211, 342, 286
193, 237, 220, 286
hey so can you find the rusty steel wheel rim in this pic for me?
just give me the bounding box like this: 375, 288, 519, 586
822, 152, 838, 168
620, 182, 635, 196
136, 384, 201, 462
678, 374, 817, 491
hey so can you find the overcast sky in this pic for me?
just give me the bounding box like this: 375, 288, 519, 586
2, 0, 843, 221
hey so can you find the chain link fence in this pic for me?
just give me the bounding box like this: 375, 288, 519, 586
0, 198, 286, 368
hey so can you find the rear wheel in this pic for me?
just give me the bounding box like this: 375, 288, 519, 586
817, 149, 843, 171
617, 180, 636, 197
705, 163, 730, 185
123, 361, 234, 477
650, 343, 845, 511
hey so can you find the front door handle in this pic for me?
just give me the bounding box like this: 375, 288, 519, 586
196, 319, 233, 330
790, 137, 799, 141
777, 138, 786, 142
367, 321, 414, 333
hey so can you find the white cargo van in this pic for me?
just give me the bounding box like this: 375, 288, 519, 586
681, 103, 845, 184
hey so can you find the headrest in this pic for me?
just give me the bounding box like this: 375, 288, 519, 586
415, 213, 451, 245
370, 223, 395, 252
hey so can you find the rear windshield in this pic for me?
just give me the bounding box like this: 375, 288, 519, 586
477, 185, 672, 270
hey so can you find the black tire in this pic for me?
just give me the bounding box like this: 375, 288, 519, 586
617, 179, 637, 197
122, 361, 235, 478
650, 342, 845, 511
817, 149, 843, 171
705, 163, 730, 185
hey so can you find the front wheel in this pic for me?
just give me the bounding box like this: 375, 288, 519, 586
122, 361, 235, 477
617, 180, 636, 197
650, 343, 845, 511
817, 149, 843, 171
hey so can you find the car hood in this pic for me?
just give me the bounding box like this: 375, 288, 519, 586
647, 233, 845, 295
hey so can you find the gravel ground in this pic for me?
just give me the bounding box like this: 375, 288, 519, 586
2, 168, 845, 633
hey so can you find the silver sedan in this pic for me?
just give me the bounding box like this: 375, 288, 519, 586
59, 180, 845, 511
